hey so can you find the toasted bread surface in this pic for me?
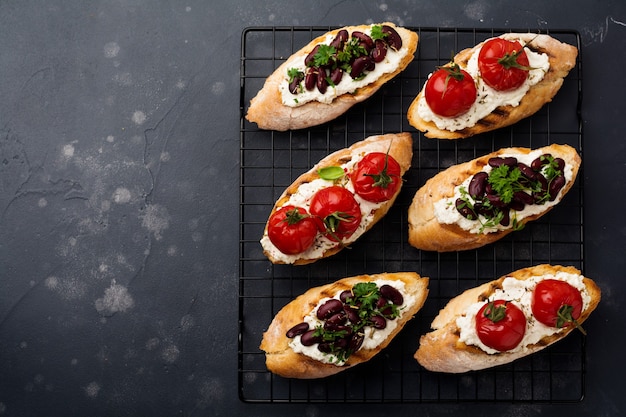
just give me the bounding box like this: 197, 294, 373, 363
246, 23, 418, 131
407, 33, 578, 139
261, 272, 429, 379
407, 143, 581, 252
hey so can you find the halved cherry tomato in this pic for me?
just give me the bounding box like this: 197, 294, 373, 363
350, 152, 401, 203
478, 37, 531, 91
531, 279, 584, 331
475, 300, 526, 351
267, 205, 319, 255
424, 62, 477, 117
309, 186, 362, 242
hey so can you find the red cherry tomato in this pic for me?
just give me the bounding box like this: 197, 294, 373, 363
424, 63, 477, 117
350, 152, 402, 203
475, 300, 526, 351
531, 279, 584, 329
478, 37, 530, 91
309, 186, 362, 242
267, 205, 319, 255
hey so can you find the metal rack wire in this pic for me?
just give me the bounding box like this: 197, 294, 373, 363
239, 27, 584, 403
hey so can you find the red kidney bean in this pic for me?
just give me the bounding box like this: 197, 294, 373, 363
329, 67, 343, 85
371, 39, 387, 62
300, 329, 322, 346
380, 284, 403, 305
289, 74, 303, 94
350, 56, 375, 78
381, 25, 402, 50
325, 312, 347, 327
517, 162, 538, 181
330, 29, 349, 50
508, 200, 525, 211
487, 193, 507, 208
351, 31, 374, 50
499, 210, 510, 226
286, 322, 309, 338
468, 172, 489, 199
488, 156, 517, 168
554, 158, 565, 173
316, 68, 328, 94
304, 45, 320, 67
370, 315, 387, 329
549, 175, 566, 201
531, 153, 551, 171
304, 67, 317, 90
343, 305, 360, 324
316, 298, 344, 320
349, 332, 364, 351
339, 290, 353, 303
317, 342, 333, 353
513, 190, 535, 206
456, 198, 476, 219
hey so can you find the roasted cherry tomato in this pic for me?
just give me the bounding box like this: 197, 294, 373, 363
531, 279, 584, 331
424, 62, 477, 117
267, 205, 319, 255
309, 186, 362, 242
350, 152, 402, 203
478, 37, 531, 91
475, 300, 526, 352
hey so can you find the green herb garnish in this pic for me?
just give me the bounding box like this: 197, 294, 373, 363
312, 44, 337, 67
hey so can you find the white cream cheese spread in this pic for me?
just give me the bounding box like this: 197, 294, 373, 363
289, 279, 415, 365
433, 149, 574, 234
416, 37, 550, 131
278, 26, 410, 107
456, 271, 590, 355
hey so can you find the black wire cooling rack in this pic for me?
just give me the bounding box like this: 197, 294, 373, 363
239, 27, 584, 403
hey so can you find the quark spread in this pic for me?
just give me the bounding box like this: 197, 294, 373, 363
456, 271, 590, 355
416, 37, 550, 131
289, 279, 415, 365
433, 149, 574, 234
278, 26, 410, 107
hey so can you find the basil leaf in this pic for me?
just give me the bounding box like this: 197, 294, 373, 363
318, 166, 345, 180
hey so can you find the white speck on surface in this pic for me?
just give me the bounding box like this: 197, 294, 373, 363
185, 6, 191, 12
379, 3, 388, 11
145, 337, 160, 351
63, 144, 75, 158
45, 276, 59, 290
71, 358, 78, 366
95, 280, 135, 315
104, 42, 120, 58
180, 314, 195, 332
0, 402, 6, 414
161, 344, 180, 363
196, 378, 225, 409
131, 110, 146, 125
112, 187, 131, 204
140, 204, 170, 241
160, 152, 170, 162
113, 72, 133, 86
167, 245, 178, 256
464, 0, 488, 22
106, 135, 115, 143
38, 198, 47, 207
84, 381, 101, 398
47, 276, 87, 301
211, 81, 225, 95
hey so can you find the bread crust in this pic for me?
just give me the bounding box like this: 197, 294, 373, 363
246, 23, 419, 131
263, 132, 413, 264
407, 33, 578, 139
407, 143, 581, 252
260, 272, 429, 379
414, 264, 601, 373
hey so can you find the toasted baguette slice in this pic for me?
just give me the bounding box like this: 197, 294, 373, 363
262, 132, 413, 265
246, 23, 418, 131
415, 264, 601, 373
408, 143, 580, 252
261, 272, 429, 379
407, 33, 578, 139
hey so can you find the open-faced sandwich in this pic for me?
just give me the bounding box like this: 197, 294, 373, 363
261, 272, 429, 378
407, 143, 580, 252
414, 264, 601, 373
246, 23, 418, 131
261, 132, 412, 265
407, 33, 578, 139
